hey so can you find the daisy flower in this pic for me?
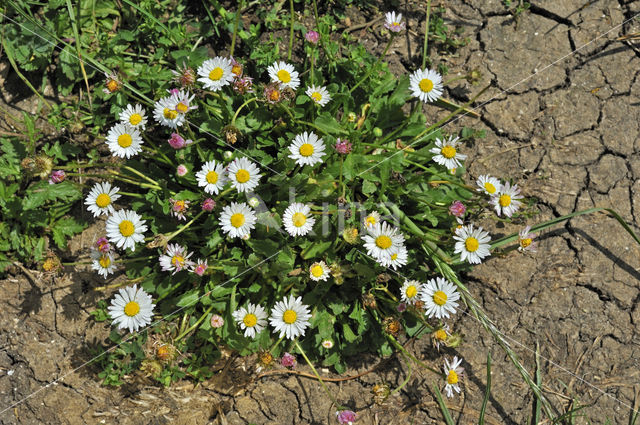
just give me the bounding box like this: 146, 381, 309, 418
153, 96, 185, 129
197, 57, 234, 91
430, 136, 467, 171
409, 68, 444, 103
191, 259, 208, 276
443, 356, 464, 398
232, 303, 268, 338
227, 157, 262, 193
476, 175, 501, 196
490, 181, 523, 217
269, 295, 312, 340
267, 61, 300, 90
105, 209, 147, 252
219, 202, 257, 238
384, 11, 405, 32
305, 85, 331, 106
84, 182, 121, 217
422, 277, 460, 319
91, 250, 116, 278
210, 314, 224, 328
400, 280, 425, 305
283, 202, 315, 237
106, 123, 143, 158
169, 198, 190, 221
363, 211, 382, 230
196, 160, 228, 195
518, 225, 538, 253
309, 261, 330, 281
288, 131, 326, 167
107, 284, 155, 333
453, 224, 491, 264
158, 243, 195, 274
119, 104, 148, 130
170, 89, 198, 114
363, 222, 405, 261
431, 324, 451, 351
376, 244, 408, 270
103, 70, 122, 94
172, 62, 196, 88
321, 339, 334, 349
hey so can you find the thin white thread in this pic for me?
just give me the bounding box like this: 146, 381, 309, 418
356, 11, 640, 177
356, 249, 639, 414
0, 250, 281, 415
0, 13, 283, 177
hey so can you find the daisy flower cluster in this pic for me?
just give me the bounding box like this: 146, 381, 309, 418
232, 295, 311, 341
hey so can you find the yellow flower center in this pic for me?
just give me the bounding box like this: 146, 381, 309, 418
366, 216, 377, 226
419, 78, 434, 93
434, 329, 447, 341
484, 182, 496, 194
520, 238, 532, 248
282, 309, 297, 324
232, 64, 242, 76
375, 235, 392, 249
299, 143, 314, 157
277, 69, 291, 83
129, 113, 142, 125
42, 259, 56, 272
269, 90, 281, 102
311, 92, 322, 102
99, 256, 111, 268
206, 170, 218, 184
292, 212, 307, 227
175, 102, 189, 114
124, 301, 140, 317
447, 369, 459, 385
406, 285, 418, 299
391, 253, 398, 260
243, 313, 258, 327
174, 200, 185, 211
311, 265, 324, 277
119, 220, 135, 237
441, 145, 456, 159
230, 213, 245, 228
171, 255, 185, 268
106, 79, 119, 93
209, 67, 223, 81
117, 134, 132, 148
465, 237, 479, 252
163, 108, 178, 120
499, 194, 511, 207
236, 169, 250, 183
433, 290, 448, 306
96, 193, 111, 208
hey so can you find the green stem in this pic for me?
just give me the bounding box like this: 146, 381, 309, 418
422, 0, 432, 69
142, 135, 173, 165
390, 351, 413, 395
57, 162, 115, 170
175, 305, 214, 342
231, 97, 259, 126
229, 0, 243, 57
349, 34, 395, 94
288, 0, 294, 61
339, 155, 345, 197
386, 334, 441, 375
310, 47, 315, 85
270, 335, 285, 353
166, 210, 205, 243
294, 341, 342, 409
108, 170, 162, 190
122, 165, 160, 186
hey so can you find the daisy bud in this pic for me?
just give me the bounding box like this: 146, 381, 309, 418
248, 197, 260, 208
259, 351, 274, 369
140, 359, 163, 377
372, 383, 391, 405
382, 317, 401, 337
34, 155, 53, 178
280, 352, 297, 368
95, 237, 112, 253
168, 133, 192, 150
223, 125, 241, 145
321, 339, 334, 349
171, 62, 196, 88
305, 30, 320, 44
223, 151, 234, 160
48, 170, 65, 184
335, 138, 352, 154
449, 200, 466, 218
210, 314, 224, 328
192, 259, 208, 276
42, 253, 61, 273
156, 343, 176, 362
176, 164, 188, 176
202, 198, 216, 212
230, 57, 243, 77
233, 76, 254, 94
373, 127, 383, 137
362, 293, 377, 310
103, 70, 122, 94
336, 410, 357, 424
347, 112, 357, 122
397, 302, 407, 312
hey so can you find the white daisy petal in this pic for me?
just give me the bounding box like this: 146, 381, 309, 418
153, 96, 185, 129
84, 182, 121, 217
158, 243, 195, 275
91, 250, 116, 278
283, 202, 315, 237
453, 224, 491, 264
106, 123, 143, 158
400, 280, 425, 305
196, 160, 228, 194
287, 131, 326, 167
105, 209, 148, 252
108, 284, 155, 333
119, 104, 148, 130
267, 61, 300, 90
429, 136, 466, 171
309, 261, 330, 281
304, 85, 331, 106
227, 157, 262, 193
197, 57, 234, 91
232, 303, 268, 338
422, 277, 460, 319
489, 181, 523, 218
269, 295, 311, 340
476, 175, 502, 195
362, 222, 405, 261
219, 202, 257, 239
409, 68, 443, 103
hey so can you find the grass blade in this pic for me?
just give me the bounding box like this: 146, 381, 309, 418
479, 351, 492, 425
433, 384, 455, 425
533, 342, 542, 425
64, 0, 92, 109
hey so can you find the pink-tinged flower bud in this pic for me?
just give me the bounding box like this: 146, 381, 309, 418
336, 410, 357, 424
168, 133, 192, 149
449, 200, 466, 218
280, 352, 297, 368
202, 198, 216, 212
397, 302, 407, 313
176, 164, 188, 176
48, 170, 65, 184
95, 237, 111, 253
305, 30, 320, 44
210, 314, 224, 328
335, 138, 352, 154
168, 88, 180, 96
192, 259, 208, 276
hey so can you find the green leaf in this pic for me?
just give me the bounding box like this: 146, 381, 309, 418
314, 113, 347, 136
23, 181, 82, 210
176, 289, 200, 307
51, 217, 85, 249
301, 240, 333, 260
362, 179, 377, 195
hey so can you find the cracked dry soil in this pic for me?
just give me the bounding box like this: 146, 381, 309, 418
2, 0, 640, 423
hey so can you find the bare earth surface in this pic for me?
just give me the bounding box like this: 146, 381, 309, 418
2, 1, 640, 423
